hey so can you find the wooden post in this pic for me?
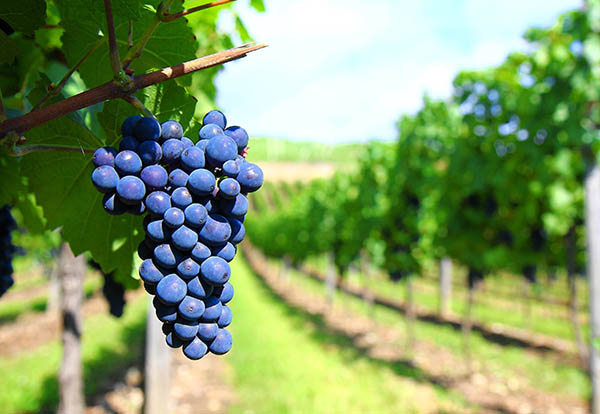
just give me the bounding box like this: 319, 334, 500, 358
439, 257, 452, 316
585, 163, 600, 413
57, 242, 86, 414
144, 297, 172, 414
47, 262, 60, 314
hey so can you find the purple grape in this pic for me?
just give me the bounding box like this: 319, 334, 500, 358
161, 120, 183, 140
139, 259, 165, 284
190, 242, 211, 263
162, 139, 184, 164
121, 115, 142, 136
198, 214, 232, 246
166, 331, 184, 348
187, 276, 213, 299
201, 296, 223, 321
237, 162, 263, 193
177, 257, 200, 280
102, 193, 127, 215
197, 323, 219, 342
205, 135, 237, 167
153, 244, 180, 269
218, 178, 240, 199
154, 296, 178, 322
183, 337, 208, 360
92, 166, 119, 193
140, 165, 168, 190
93, 147, 117, 167
181, 137, 194, 149
200, 256, 231, 285
228, 218, 245, 245
171, 187, 193, 210
146, 219, 169, 243
119, 136, 139, 152
114, 150, 143, 176
156, 274, 187, 304
219, 194, 248, 218
209, 329, 232, 355
224, 126, 249, 153
168, 169, 189, 188
184, 203, 208, 228
217, 305, 232, 328
211, 242, 236, 262
116, 176, 146, 205
134, 117, 161, 141
145, 191, 171, 216
138, 140, 162, 165
187, 169, 216, 196
202, 110, 227, 129
198, 123, 223, 140
181, 147, 205, 172
222, 160, 240, 178
178, 296, 205, 320
174, 319, 199, 340
195, 140, 209, 151
164, 207, 185, 228
171, 225, 198, 251
213, 282, 234, 303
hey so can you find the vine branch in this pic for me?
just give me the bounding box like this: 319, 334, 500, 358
104, 0, 123, 77
122, 95, 155, 118
161, 0, 236, 22
0, 43, 266, 137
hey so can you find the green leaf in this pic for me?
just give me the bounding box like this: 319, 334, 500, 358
0, 31, 18, 64
14, 194, 45, 235
0, 0, 47, 35
234, 14, 253, 43
20, 117, 142, 282
0, 152, 25, 206
98, 100, 137, 145
250, 0, 266, 12
136, 80, 197, 126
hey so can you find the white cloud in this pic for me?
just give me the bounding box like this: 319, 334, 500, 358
215, 0, 581, 143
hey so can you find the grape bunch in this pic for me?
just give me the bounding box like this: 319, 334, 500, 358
0, 205, 17, 297
90, 110, 263, 360
89, 260, 126, 318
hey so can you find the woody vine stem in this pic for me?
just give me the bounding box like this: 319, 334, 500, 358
0, 0, 266, 155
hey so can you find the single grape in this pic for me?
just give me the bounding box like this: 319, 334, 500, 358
153, 244, 179, 269
102, 193, 127, 215
121, 115, 142, 136
187, 169, 216, 196
117, 176, 146, 205
177, 257, 200, 280
190, 242, 211, 263
222, 160, 240, 178
202, 110, 227, 129
200, 256, 231, 285
174, 319, 199, 340
211, 242, 236, 262
187, 276, 213, 299
93, 147, 117, 167
171, 225, 198, 251
140, 165, 168, 190
197, 322, 219, 342
219, 194, 249, 218
115, 150, 143, 176
198, 123, 223, 140
92, 165, 119, 193
224, 126, 249, 153
237, 162, 264, 193
138, 140, 162, 165
198, 214, 232, 246
146, 219, 169, 243
161, 120, 183, 140
139, 258, 166, 284
213, 282, 234, 303
209, 329, 232, 355
183, 337, 208, 360
162, 139, 185, 164
228, 218, 245, 245
218, 178, 241, 199
178, 296, 205, 320
217, 305, 232, 328
180, 147, 205, 172
200, 295, 223, 322
134, 117, 161, 141
171, 187, 193, 210
184, 203, 208, 228
119, 136, 139, 152
156, 274, 187, 305
205, 135, 237, 167
145, 191, 171, 216
168, 169, 189, 188
164, 207, 185, 228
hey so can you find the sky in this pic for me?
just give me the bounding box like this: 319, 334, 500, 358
215, 0, 582, 144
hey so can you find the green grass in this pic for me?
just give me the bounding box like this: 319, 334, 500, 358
275, 260, 589, 400
249, 138, 367, 163
0, 293, 147, 413
0, 274, 103, 324
226, 257, 469, 414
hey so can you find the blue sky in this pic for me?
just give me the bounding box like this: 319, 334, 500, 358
216, 0, 582, 144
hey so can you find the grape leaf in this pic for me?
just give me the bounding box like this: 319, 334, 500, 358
249, 0, 266, 12
0, 0, 47, 35
19, 117, 142, 285
136, 80, 197, 126
0, 153, 25, 206
97, 100, 137, 145
0, 31, 17, 64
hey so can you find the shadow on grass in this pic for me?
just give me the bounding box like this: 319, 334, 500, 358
247, 265, 450, 392
33, 310, 147, 414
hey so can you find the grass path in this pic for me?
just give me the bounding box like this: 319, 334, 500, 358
225, 257, 468, 414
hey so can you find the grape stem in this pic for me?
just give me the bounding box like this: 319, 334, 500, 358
160, 0, 236, 22
122, 95, 155, 118
32, 38, 105, 111
121, 0, 177, 69
103, 0, 124, 78
0, 42, 267, 138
